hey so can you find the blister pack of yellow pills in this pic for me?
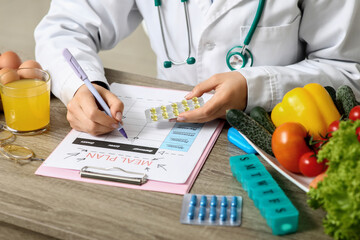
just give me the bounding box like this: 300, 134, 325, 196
145, 97, 204, 123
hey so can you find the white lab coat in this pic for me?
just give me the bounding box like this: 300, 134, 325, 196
35, 0, 360, 112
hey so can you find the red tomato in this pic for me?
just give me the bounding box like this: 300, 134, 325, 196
349, 106, 360, 121
299, 152, 325, 177
356, 127, 360, 142
272, 122, 312, 173
312, 140, 325, 154
327, 120, 340, 138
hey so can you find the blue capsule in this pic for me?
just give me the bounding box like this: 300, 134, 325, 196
230, 207, 237, 222
200, 195, 207, 207
220, 206, 227, 221
210, 195, 217, 207
209, 206, 217, 221
198, 206, 206, 221
189, 194, 197, 206
188, 205, 195, 220
231, 196, 238, 208
221, 196, 228, 208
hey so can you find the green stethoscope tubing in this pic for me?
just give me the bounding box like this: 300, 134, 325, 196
244, 0, 265, 46
226, 0, 266, 70
155, 0, 195, 68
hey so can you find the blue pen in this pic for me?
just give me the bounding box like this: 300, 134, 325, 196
62, 48, 128, 139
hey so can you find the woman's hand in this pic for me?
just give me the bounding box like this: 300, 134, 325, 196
177, 71, 247, 123
66, 84, 124, 136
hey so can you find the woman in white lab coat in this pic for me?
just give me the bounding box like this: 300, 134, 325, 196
35, 0, 360, 135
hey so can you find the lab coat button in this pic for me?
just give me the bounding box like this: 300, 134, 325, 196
205, 42, 216, 50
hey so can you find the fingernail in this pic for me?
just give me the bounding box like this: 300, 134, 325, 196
185, 92, 192, 99
115, 112, 122, 121
112, 123, 118, 129
177, 116, 186, 121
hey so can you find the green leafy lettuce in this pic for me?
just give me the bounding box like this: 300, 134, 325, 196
307, 120, 360, 240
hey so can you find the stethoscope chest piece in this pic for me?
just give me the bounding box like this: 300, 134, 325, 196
225, 0, 265, 70
226, 46, 253, 70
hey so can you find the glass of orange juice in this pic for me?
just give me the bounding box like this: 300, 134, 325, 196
0, 68, 50, 135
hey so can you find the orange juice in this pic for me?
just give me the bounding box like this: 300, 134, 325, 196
1, 79, 50, 132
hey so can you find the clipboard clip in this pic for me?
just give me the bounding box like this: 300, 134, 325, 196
80, 166, 148, 185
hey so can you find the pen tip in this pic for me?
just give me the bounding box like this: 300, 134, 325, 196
119, 128, 128, 139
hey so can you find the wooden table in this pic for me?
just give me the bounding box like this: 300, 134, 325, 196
0, 69, 331, 240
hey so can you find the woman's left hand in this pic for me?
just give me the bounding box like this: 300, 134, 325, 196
177, 71, 248, 123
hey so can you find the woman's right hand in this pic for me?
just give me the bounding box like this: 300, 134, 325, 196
66, 83, 124, 136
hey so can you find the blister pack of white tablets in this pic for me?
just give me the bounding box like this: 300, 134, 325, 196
180, 194, 243, 226
145, 97, 204, 123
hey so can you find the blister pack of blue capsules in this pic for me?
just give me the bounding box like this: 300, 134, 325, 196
180, 194, 243, 226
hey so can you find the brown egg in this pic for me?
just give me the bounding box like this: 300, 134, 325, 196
0, 51, 22, 69
19, 60, 42, 69
18, 60, 43, 79
18, 68, 43, 79
0, 68, 20, 85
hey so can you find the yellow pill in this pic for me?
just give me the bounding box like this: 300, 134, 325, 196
182, 99, 188, 105
194, 104, 200, 109
161, 105, 166, 111
151, 115, 158, 121
192, 97, 198, 101
171, 103, 178, 108
184, 107, 190, 111
150, 108, 156, 113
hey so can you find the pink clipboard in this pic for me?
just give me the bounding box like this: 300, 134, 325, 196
35, 121, 224, 195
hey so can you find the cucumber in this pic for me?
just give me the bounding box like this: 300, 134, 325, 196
249, 106, 276, 134
325, 86, 343, 115
336, 85, 359, 118
226, 109, 274, 156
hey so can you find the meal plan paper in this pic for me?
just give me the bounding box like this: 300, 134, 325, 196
42, 83, 220, 183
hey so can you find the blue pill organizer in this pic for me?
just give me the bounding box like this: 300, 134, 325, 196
180, 194, 243, 226
229, 154, 299, 235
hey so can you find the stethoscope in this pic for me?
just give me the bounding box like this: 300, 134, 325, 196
154, 0, 265, 70
155, 0, 195, 68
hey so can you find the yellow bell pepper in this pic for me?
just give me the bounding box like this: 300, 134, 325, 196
271, 83, 341, 139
